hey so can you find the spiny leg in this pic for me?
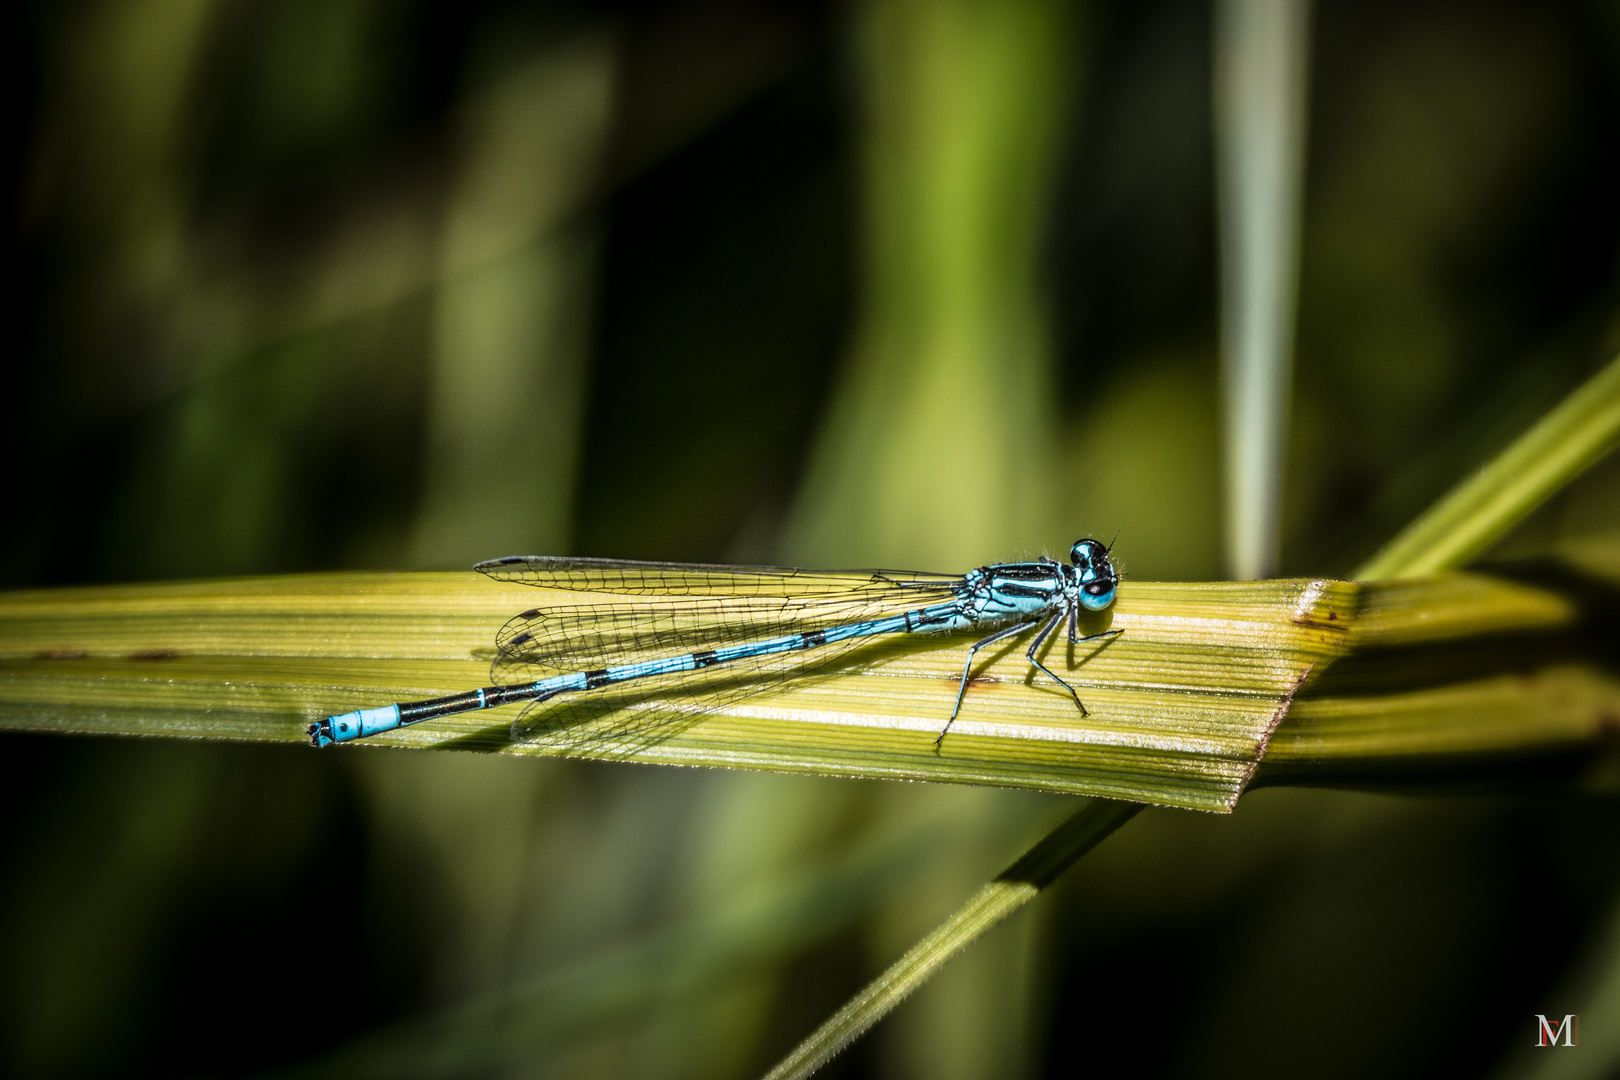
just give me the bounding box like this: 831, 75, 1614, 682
1068, 601, 1124, 647
937, 617, 1039, 748
1026, 609, 1089, 716
1075, 628, 1123, 645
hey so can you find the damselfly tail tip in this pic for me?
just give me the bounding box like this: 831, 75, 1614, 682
307, 717, 334, 748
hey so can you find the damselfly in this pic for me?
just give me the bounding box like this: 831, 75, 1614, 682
309, 539, 1121, 751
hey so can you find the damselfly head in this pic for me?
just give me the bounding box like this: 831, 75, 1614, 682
1069, 538, 1118, 612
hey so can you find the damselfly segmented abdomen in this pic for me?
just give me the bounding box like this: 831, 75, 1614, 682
309, 540, 1120, 750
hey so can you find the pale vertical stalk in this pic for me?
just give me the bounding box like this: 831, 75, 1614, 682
1215, 0, 1311, 580
784, 0, 1075, 572
410, 35, 616, 568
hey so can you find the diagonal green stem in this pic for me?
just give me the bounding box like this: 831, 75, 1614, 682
760, 798, 1143, 1080
1356, 353, 1620, 580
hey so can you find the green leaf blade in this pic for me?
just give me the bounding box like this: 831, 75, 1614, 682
1, 574, 1353, 812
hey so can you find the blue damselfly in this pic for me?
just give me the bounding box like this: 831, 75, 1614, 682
309, 539, 1121, 751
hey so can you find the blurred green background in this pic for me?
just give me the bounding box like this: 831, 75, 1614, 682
4, 0, 1620, 1077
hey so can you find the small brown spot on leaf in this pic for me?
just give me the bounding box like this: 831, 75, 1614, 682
34, 650, 89, 660
129, 650, 180, 662
938, 671, 998, 686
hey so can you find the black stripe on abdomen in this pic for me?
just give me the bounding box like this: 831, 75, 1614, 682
692, 650, 721, 668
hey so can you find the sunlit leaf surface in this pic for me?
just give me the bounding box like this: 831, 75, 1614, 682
4, 560, 1613, 813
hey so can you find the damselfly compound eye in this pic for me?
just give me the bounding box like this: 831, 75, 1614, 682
1080, 583, 1116, 612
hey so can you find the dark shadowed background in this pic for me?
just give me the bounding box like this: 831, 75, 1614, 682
4, 1, 1619, 1077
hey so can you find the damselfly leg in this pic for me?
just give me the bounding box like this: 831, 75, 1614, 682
936, 611, 1124, 749
939, 616, 1041, 747
1025, 609, 1084, 715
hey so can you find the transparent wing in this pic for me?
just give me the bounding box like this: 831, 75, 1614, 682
490, 585, 964, 686
475, 555, 960, 598
482, 560, 968, 757
494, 583, 971, 757
508, 630, 890, 758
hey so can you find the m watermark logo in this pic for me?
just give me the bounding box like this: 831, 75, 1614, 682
1535, 1015, 1579, 1047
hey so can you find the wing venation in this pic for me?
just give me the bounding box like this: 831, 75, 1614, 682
475, 555, 960, 599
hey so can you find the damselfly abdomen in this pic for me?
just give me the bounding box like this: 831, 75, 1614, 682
310, 539, 1121, 751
